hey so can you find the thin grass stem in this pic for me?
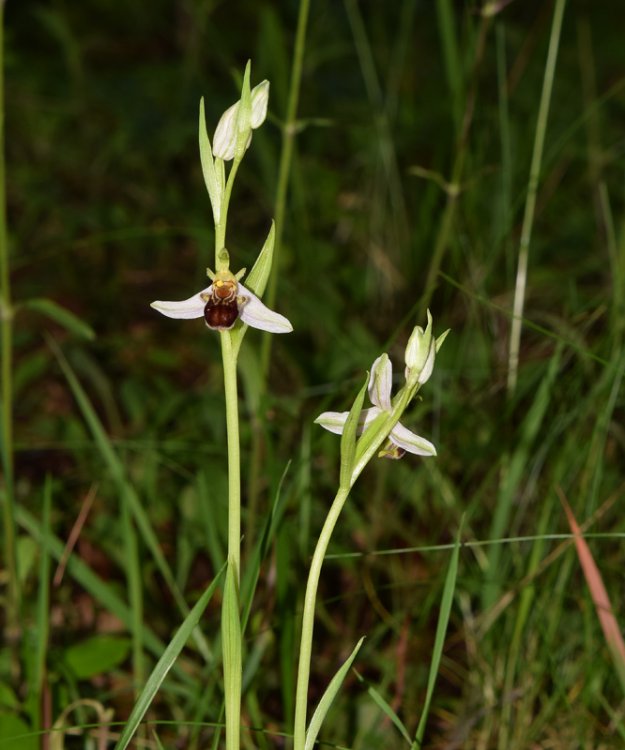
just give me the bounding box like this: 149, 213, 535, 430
248, 0, 311, 550
0, 0, 20, 652
507, 0, 567, 393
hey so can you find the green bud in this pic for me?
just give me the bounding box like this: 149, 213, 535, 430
404, 310, 435, 386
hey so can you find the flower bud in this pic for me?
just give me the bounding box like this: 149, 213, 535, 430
213, 80, 270, 161
404, 310, 435, 385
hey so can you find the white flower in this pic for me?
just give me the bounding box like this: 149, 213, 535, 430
315, 354, 436, 457
150, 269, 292, 334
213, 80, 270, 161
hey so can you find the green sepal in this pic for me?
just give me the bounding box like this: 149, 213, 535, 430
340, 373, 370, 490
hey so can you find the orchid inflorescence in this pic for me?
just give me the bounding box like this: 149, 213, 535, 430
316, 311, 448, 463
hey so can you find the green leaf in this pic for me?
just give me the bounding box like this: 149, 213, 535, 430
304, 637, 365, 750
199, 97, 221, 223
244, 221, 275, 297
20, 298, 95, 340
230, 222, 275, 356
358, 676, 412, 745
340, 373, 370, 489
65, 635, 131, 679
414, 524, 462, 746
113, 568, 224, 750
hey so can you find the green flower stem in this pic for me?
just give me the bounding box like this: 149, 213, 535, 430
293, 484, 350, 750
220, 331, 241, 584
293, 385, 416, 750
220, 330, 242, 750
0, 1, 20, 648
215, 156, 243, 258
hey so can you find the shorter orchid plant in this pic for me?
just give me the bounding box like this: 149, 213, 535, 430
131, 61, 448, 750
292, 311, 448, 750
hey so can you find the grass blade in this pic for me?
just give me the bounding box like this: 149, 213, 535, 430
113, 566, 224, 750
414, 526, 461, 746
304, 637, 364, 750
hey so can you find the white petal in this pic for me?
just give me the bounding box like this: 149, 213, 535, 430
315, 411, 349, 435
238, 283, 292, 333
151, 285, 212, 319
315, 406, 381, 435
389, 421, 437, 456
213, 102, 239, 161
368, 354, 392, 411
251, 81, 270, 128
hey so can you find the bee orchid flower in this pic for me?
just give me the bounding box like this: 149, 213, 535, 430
151, 267, 292, 334
315, 353, 436, 458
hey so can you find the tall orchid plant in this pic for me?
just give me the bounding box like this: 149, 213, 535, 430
148, 64, 448, 750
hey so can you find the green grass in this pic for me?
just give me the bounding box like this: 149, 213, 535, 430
2, 1, 625, 748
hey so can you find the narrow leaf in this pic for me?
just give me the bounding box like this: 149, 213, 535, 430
305, 637, 364, 750
113, 568, 224, 750
244, 221, 275, 297
561, 494, 625, 694
414, 525, 461, 745
199, 97, 221, 223
357, 675, 412, 745
21, 298, 95, 340
340, 374, 369, 489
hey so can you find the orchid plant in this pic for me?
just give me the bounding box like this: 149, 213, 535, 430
150, 64, 291, 750
144, 62, 448, 750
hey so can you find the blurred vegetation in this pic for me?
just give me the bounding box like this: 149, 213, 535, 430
2, 0, 625, 747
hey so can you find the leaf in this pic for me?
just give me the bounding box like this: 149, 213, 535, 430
65, 635, 132, 679
340, 374, 370, 489
230, 222, 275, 356
244, 221, 275, 298
304, 637, 364, 750
357, 677, 412, 745
414, 524, 461, 746
199, 97, 221, 224
561, 494, 625, 695
113, 568, 224, 750
20, 298, 95, 340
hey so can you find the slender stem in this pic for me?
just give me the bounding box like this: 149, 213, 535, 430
220, 332, 241, 584
418, 13, 491, 318
0, 0, 20, 645
293, 383, 416, 748
293, 485, 350, 750
247, 0, 311, 554
507, 0, 566, 393
215, 156, 242, 257
261, 0, 310, 373
220, 330, 242, 750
